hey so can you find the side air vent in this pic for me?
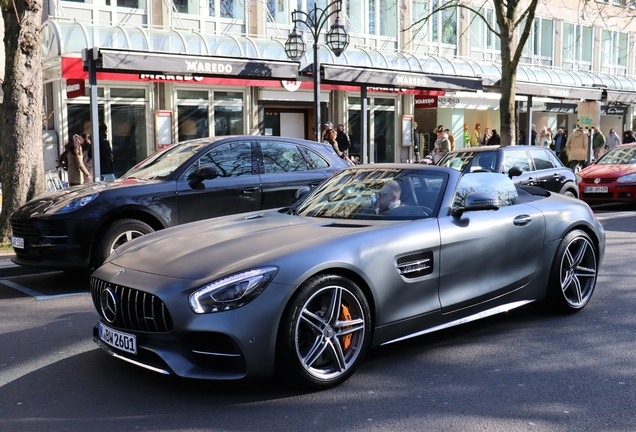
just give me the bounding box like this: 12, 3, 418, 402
396, 251, 433, 279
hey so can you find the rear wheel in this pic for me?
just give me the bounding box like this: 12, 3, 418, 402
277, 274, 372, 390
546, 229, 597, 313
93, 219, 154, 267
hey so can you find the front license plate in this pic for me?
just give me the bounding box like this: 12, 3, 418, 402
10, 236, 24, 249
98, 322, 137, 355
584, 186, 609, 193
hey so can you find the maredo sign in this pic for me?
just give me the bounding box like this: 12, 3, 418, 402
415, 96, 437, 109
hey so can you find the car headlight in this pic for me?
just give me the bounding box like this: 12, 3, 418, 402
576, 174, 582, 183
617, 173, 636, 183
47, 193, 99, 214
189, 266, 278, 314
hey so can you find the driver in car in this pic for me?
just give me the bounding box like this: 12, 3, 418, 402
373, 180, 402, 214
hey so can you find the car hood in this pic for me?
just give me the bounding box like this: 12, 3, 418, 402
11, 178, 162, 217
107, 210, 378, 280
580, 164, 636, 179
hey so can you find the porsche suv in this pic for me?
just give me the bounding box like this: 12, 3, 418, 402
10, 136, 347, 271
437, 145, 579, 198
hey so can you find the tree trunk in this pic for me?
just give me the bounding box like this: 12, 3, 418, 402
0, 0, 44, 242
499, 25, 517, 147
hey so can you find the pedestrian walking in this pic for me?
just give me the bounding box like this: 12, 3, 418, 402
65, 134, 92, 186
321, 122, 334, 143
481, 128, 492, 145
606, 128, 621, 152
335, 124, 350, 155
445, 128, 456, 151
553, 128, 567, 153
623, 130, 636, 144
593, 127, 606, 160
99, 123, 116, 181
488, 129, 500, 146
566, 128, 588, 172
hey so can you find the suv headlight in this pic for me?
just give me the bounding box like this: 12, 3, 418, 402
617, 173, 636, 183
46, 193, 99, 214
189, 266, 278, 314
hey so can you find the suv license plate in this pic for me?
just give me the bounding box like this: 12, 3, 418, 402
10, 236, 24, 249
584, 186, 608, 193
98, 322, 137, 354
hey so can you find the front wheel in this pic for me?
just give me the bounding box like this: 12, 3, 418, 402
546, 229, 597, 313
93, 219, 154, 267
277, 274, 372, 390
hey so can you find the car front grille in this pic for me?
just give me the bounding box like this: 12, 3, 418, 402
582, 178, 614, 184
10, 218, 40, 238
396, 251, 434, 279
90, 277, 173, 332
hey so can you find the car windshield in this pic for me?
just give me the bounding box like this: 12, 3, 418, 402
438, 151, 501, 173
121, 142, 209, 180
595, 146, 636, 165
295, 168, 448, 220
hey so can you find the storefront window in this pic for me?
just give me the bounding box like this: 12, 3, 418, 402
111, 105, 147, 176
111, 88, 146, 98
214, 106, 243, 135
177, 90, 209, 100
348, 96, 395, 164
178, 106, 209, 141
374, 110, 395, 163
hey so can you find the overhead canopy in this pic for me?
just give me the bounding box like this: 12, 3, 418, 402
83, 48, 299, 80
321, 64, 483, 92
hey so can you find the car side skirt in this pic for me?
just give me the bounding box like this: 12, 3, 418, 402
380, 299, 534, 346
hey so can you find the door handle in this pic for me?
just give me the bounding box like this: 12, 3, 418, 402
513, 215, 532, 226
242, 187, 260, 193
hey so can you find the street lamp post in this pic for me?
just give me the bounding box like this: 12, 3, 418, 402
284, 0, 349, 142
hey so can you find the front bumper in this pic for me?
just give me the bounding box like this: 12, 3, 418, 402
579, 183, 636, 202
90, 264, 292, 380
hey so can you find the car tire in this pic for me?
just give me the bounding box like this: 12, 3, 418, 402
94, 219, 154, 267
545, 229, 597, 314
560, 184, 579, 199
277, 274, 372, 390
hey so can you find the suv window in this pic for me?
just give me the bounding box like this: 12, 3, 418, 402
502, 150, 531, 173
260, 141, 309, 173
438, 151, 476, 171
302, 147, 330, 169
468, 152, 500, 172
181, 141, 253, 180
530, 149, 556, 170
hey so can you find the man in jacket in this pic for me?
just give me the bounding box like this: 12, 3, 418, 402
553, 129, 567, 154
606, 128, 621, 152
593, 127, 606, 160
566, 128, 589, 171
335, 124, 350, 155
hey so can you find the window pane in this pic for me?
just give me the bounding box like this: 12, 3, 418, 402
503, 150, 531, 172
380, 0, 397, 37
214, 91, 243, 101
441, 6, 456, 44
618, 32, 628, 67
452, 172, 519, 213
267, 0, 290, 25
369, 0, 376, 34
111, 88, 146, 98
198, 142, 253, 177
220, 0, 244, 19
581, 26, 593, 62
540, 19, 553, 58
261, 142, 308, 173
214, 106, 243, 135
563, 23, 574, 61
111, 104, 147, 177
531, 149, 555, 170
177, 90, 209, 100
178, 106, 209, 141
303, 148, 329, 169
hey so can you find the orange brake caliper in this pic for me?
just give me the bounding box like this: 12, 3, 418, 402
340, 305, 353, 351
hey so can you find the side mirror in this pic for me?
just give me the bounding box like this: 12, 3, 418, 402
295, 186, 311, 202
188, 166, 220, 190
452, 193, 499, 217
508, 166, 523, 179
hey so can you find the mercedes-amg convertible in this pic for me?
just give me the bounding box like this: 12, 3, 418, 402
90, 164, 605, 389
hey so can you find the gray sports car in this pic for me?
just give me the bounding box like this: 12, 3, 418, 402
90, 164, 605, 389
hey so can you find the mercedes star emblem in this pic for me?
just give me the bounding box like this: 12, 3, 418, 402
100, 288, 118, 323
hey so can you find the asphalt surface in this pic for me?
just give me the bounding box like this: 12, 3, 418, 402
0, 207, 635, 431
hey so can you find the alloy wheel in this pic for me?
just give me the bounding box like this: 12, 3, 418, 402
559, 235, 597, 308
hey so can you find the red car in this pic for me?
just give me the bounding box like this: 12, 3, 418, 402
578, 143, 636, 203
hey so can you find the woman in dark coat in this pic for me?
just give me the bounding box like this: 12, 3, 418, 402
623, 130, 636, 144
488, 129, 501, 146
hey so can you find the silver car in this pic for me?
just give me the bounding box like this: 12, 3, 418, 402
91, 164, 605, 389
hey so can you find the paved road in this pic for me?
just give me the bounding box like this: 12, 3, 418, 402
0, 207, 635, 431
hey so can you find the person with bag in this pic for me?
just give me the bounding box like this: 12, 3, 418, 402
66, 134, 92, 186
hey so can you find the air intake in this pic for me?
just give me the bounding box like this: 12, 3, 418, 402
396, 251, 433, 279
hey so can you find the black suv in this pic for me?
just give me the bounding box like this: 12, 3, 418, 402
437, 145, 579, 198
10, 136, 348, 271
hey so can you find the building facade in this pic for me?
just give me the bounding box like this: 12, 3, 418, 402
30, 0, 636, 173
